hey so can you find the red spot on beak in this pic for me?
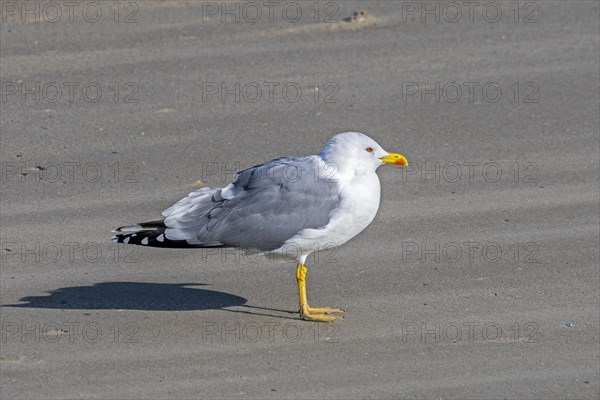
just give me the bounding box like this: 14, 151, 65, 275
395, 159, 406, 166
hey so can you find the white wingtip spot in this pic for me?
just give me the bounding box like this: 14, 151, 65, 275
156, 234, 164, 242
141, 238, 149, 245
123, 237, 130, 244
117, 224, 143, 234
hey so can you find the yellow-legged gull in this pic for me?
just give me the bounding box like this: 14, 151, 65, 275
112, 132, 407, 322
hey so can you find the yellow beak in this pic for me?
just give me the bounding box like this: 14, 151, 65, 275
379, 152, 408, 166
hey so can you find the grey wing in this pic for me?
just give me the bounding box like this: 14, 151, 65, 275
161, 186, 225, 246
162, 157, 341, 251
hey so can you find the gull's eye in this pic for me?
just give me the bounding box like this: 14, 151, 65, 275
365, 147, 373, 153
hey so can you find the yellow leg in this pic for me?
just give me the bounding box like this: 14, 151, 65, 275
296, 263, 344, 322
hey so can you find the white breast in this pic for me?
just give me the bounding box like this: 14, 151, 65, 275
330, 171, 382, 242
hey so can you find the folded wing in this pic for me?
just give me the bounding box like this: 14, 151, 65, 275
162, 156, 341, 251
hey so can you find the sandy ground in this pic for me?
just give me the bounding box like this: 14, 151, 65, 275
1, 1, 599, 398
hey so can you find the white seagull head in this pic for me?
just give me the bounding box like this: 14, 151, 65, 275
318, 132, 407, 174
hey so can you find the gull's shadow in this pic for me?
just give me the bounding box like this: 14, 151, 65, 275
4, 281, 299, 320
5, 282, 246, 311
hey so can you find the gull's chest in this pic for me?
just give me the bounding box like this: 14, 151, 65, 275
337, 173, 382, 231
